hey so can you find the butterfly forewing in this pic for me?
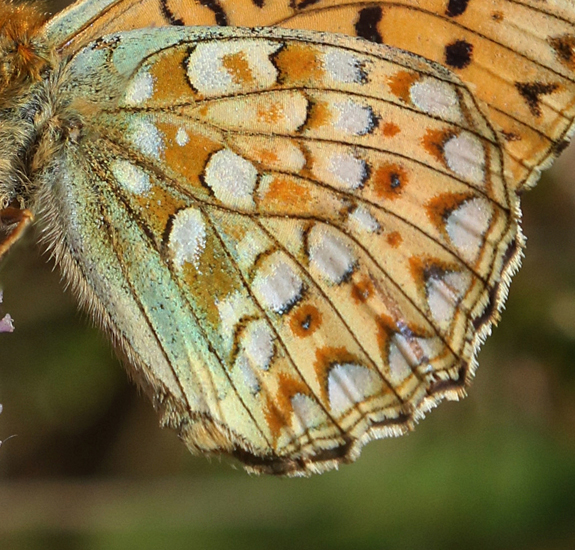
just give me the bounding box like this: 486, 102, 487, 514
45, 0, 575, 195
35, 25, 519, 474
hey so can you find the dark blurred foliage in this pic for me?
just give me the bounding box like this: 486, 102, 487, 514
1, 2, 575, 549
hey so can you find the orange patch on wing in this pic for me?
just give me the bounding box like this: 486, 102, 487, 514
256, 148, 279, 165
371, 163, 408, 200
264, 373, 310, 439
289, 303, 323, 337
135, 186, 186, 240
177, 235, 243, 329
273, 42, 324, 83
408, 255, 462, 293
426, 192, 477, 234
314, 346, 362, 403
260, 176, 312, 209
375, 314, 398, 358
222, 51, 256, 87
375, 313, 431, 364
388, 70, 420, 103
422, 128, 456, 164
257, 101, 284, 124
305, 100, 332, 130
386, 231, 402, 248
382, 122, 401, 137
159, 125, 223, 188
150, 49, 196, 103
350, 277, 374, 304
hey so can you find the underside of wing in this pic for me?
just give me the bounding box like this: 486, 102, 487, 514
45, 0, 575, 193
49, 26, 521, 475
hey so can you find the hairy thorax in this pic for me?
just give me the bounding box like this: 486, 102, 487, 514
0, 0, 68, 216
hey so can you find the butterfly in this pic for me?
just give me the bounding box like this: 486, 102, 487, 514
0, 0, 573, 477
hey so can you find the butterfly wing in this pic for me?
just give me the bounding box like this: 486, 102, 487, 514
42, 26, 518, 474
45, 0, 575, 192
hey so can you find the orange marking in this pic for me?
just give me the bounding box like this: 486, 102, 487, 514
375, 313, 431, 362
421, 128, 456, 163
133, 185, 185, 236
388, 71, 420, 103
289, 303, 323, 337
257, 101, 283, 124
159, 123, 222, 189
306, 100, 332, 130
408, 255, 461, 292
222, 51, 255, 87
150, 49, 196, 103
350, 277, 374, 304
126, 184, 240, 330
386, 231, 402, 248
177, 238, 242, 329
371, 163, 408, 200
260, 176, 311, 209
273, 43, 324, 83
382, 122, 400, 137
426, 192, 476, 234
256, 148, 279, 165
375, 314, 397, 358
314, 346, 362, 403
128, 183, 240, 327
264, 399, 288, 441
264, 373, 309, 439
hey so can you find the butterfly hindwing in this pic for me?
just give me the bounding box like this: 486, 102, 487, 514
39, 26, 519, 473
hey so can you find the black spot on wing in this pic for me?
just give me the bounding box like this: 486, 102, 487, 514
161, 210, 181, 260
358, 105, 380, 136
160, 0, 184, 25
446, 0, 470, 17
429, 362, 468, 394
444, 40, 473, 69
501, 131, 521, 142
471, 283, 499, 332
515, 81, 560, 117
472, 236, 519, 331
551, 139, 570, 157
297, 0, 320, 9
354, 6, 383, 44
252, 0, 265, 7
549, 35, 575, 70
199, 0, 228, 25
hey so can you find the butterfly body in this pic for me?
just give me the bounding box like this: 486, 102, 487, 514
0, 0, 574, 476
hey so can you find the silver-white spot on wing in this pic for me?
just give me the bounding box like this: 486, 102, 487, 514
110, 159, 151, 195
204, 149, 258, 210
168, 207, 207, 270
327, 363, 384, 415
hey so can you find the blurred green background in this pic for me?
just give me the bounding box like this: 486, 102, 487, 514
2, 2, 575, 549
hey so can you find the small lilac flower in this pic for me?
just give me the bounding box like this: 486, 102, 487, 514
0, 290, 14, 333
